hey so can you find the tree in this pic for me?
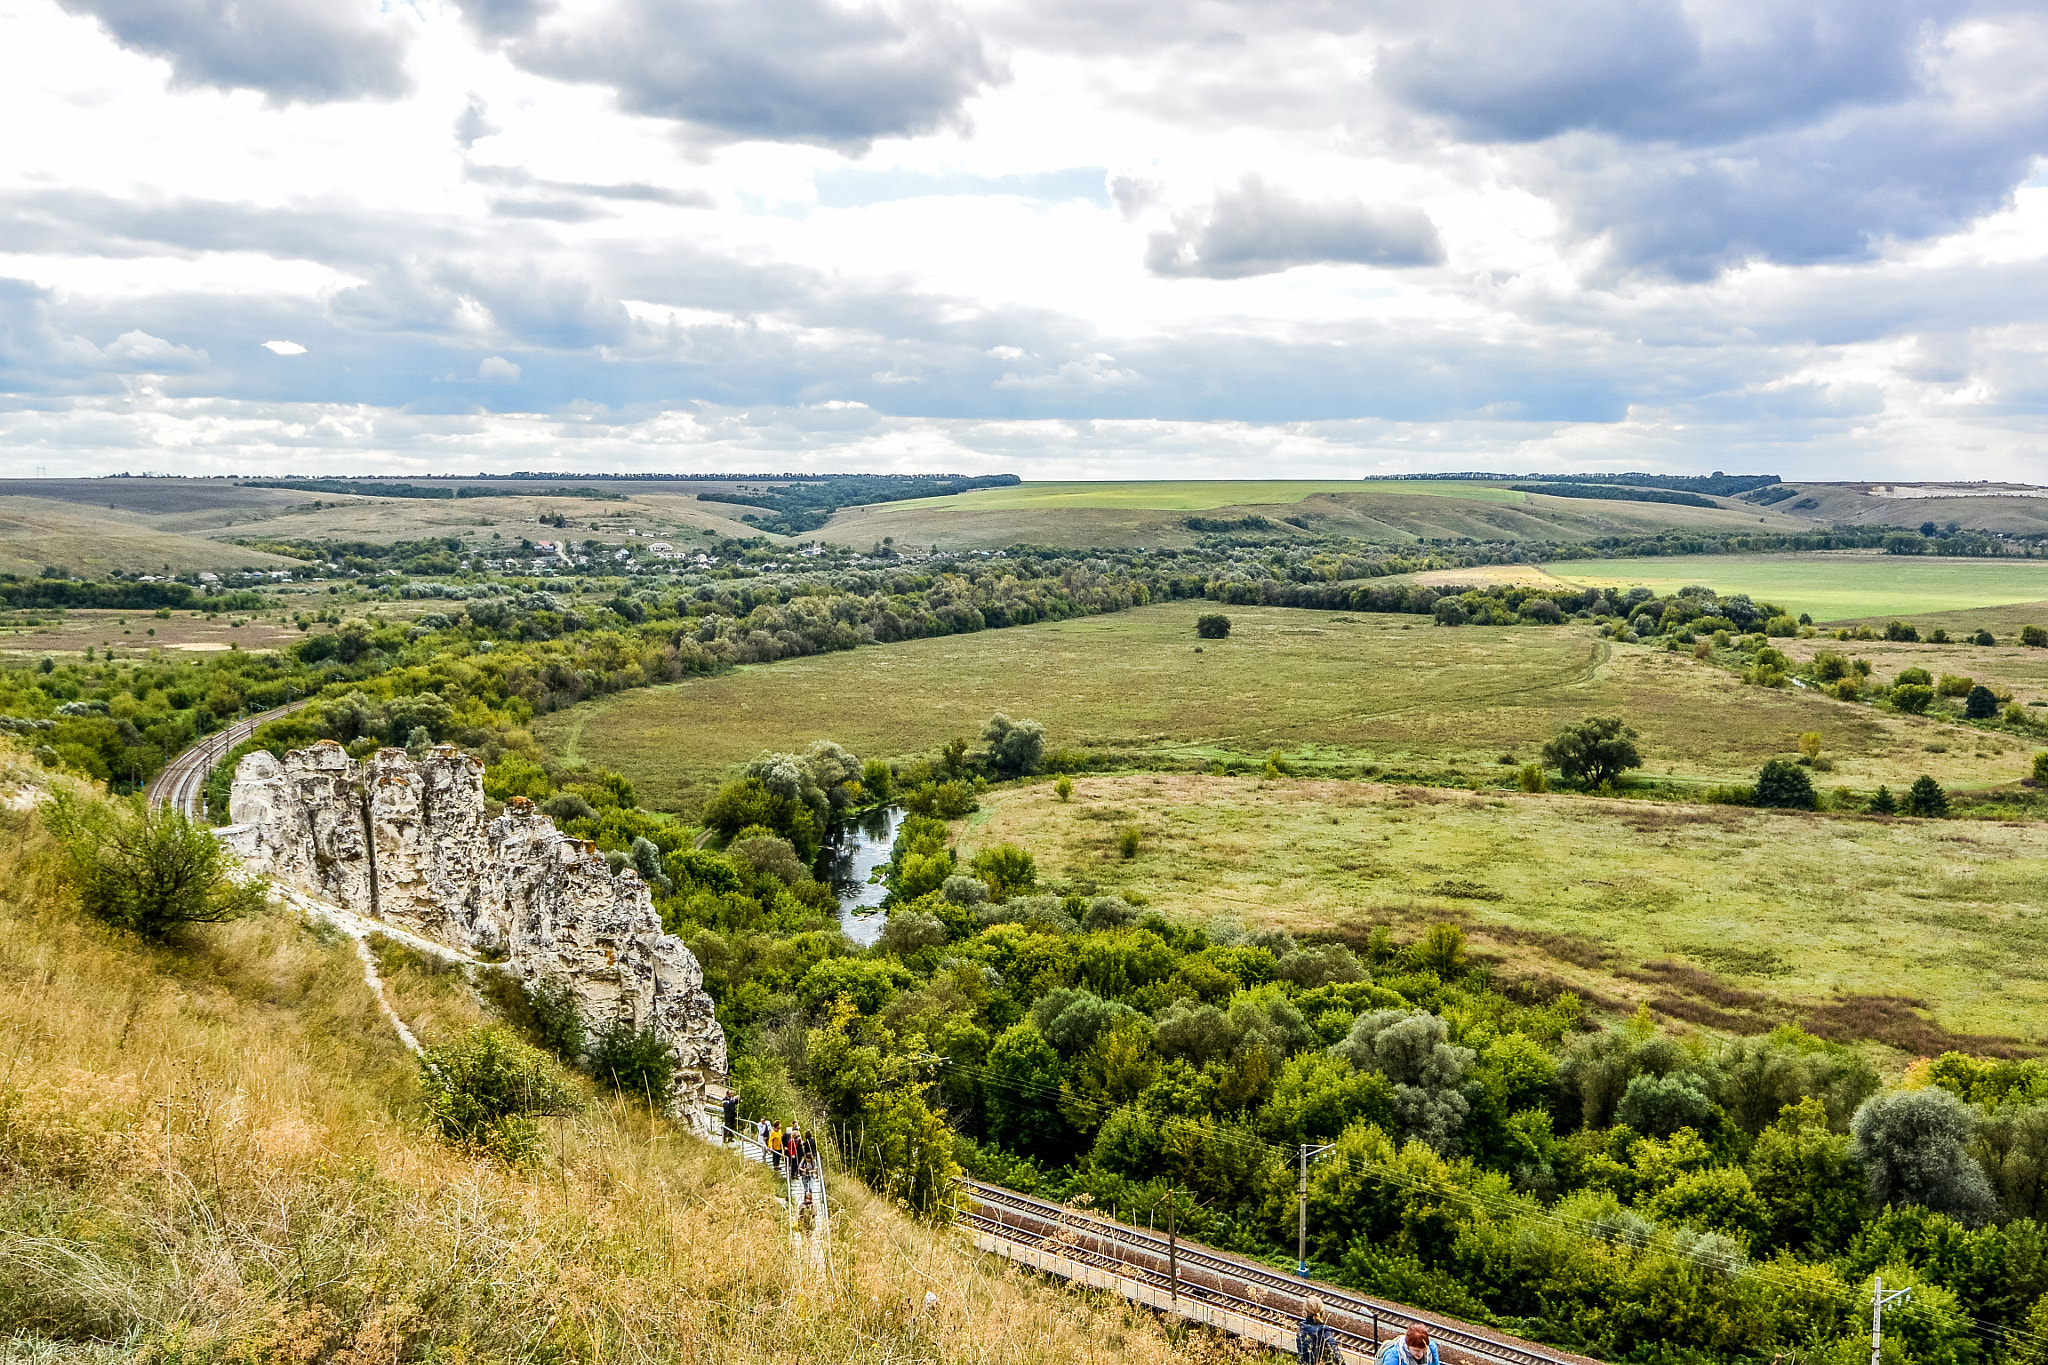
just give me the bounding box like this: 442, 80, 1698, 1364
1753, 759, 1817, 810
1966, 685, 1998, 720
1054, 774, 1073, 802
1196, 614, 1231, 639
1851, 1089, 1997, 1225
1616, 1072, 1716, 1137
1415, 922, 1466, 976
1747, 1097, 1868, 1253
1906, 775, 1950, 818
984, 1023, 1072, 1153
1869, 785, 1898, 815
1330, 1009, 1476, 1152
420, 1027, 580, 1163
980, 713, 1046, 777
43, 791, 268, 941
1540, 716, 1643, 789
2032, 753, 2048, 785
2024, 625, 2047, 648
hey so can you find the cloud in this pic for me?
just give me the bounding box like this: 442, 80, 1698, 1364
475, 0, 1000, 147
479, 356, 522, 383
455, 96, 500, 150
262, 340, 308, 355
1145, 178, 1444, 279
102, 330, 207, 369
55, 0, 411, 103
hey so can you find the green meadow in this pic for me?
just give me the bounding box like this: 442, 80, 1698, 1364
881, 479, 1521, 512
1548, 553, 2048, 621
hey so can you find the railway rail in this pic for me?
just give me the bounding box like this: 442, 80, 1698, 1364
145, 700, 309, 819
961, 1180, 1601, 1365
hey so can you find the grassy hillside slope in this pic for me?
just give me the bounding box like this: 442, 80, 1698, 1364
0, 498, 305, 580
0, 756, 1189, 1364
823, 481, 1815, 551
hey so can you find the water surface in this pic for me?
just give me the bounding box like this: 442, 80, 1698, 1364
820, 805, 902, 946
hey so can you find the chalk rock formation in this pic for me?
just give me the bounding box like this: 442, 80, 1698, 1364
221, 742, 725, 1129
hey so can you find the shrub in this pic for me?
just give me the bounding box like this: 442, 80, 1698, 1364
1833, 677, 1861, 701
1896, 666, 1933, 686
1906, 775, 1950, 818
1965, 685, 1998, 720
2033, 753, 2048, 785
1798, 731, 1823, 758
860, 757, 893, 802
2025, 626, 2048, 647
1703, 784, 1754, 805
1540, 715, 1643, 789
43, 791, 268, 941
1974, 629, 1997, 646
1517, 762, 1546, 793
1812, 652, 1850, 682
1196, 614, 1231, 639
1118, 825, 1141, 859
1764, 615, 1799, 637
970, 843, 1037, 898
1936, 674, 1973, 698
1055, 774, 1073, 802
1892, 684, 1935, 715
1415, 922, 1466, 976
420, 1027, 580, 1162
1886, 621, 1922, 643
1753, 759, 1817, 810
588, 1019, 676, 1103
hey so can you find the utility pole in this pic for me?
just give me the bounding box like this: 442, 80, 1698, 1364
1167, 1196, 1178, 1305
1298, 1141, 1335, 1277
1873, 1275, 1912, 1365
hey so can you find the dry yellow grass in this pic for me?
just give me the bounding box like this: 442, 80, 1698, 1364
0, 759, 1214, 1364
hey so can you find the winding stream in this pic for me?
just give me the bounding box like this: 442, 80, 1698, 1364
819, 805, 903, 946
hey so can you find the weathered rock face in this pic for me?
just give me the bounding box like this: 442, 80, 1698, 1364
221, 743, 725, 1129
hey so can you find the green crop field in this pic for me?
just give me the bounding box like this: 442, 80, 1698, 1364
538, 601, 2031, 813
966, 772, 2048, 1043
1548, 553, 2048, 621
886, 480, 1523, 511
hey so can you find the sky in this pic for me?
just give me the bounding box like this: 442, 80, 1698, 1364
2, 0, 2047, 480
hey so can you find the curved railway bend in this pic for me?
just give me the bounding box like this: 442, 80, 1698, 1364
962, 1181, 1603, 1365
145, 700, 310, 819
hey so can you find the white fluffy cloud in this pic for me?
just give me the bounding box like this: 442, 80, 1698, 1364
1, 0, 2046, 477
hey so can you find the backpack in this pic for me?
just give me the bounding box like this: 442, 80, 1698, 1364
1297, 1321, 1341, 1364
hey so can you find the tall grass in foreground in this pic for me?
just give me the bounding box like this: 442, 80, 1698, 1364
0, 796, 1207, 1363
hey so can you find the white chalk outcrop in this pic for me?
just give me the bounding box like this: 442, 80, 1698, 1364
221, 741, 725, 1129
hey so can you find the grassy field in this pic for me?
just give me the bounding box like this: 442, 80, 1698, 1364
1547, 553, 2048, 621
538, 601, 2035, 812
0, 496, 307, 579
965, 772, 2048, 1045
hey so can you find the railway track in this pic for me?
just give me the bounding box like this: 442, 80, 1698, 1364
961, 1180, 1600, 1365
145, 700, 309, 820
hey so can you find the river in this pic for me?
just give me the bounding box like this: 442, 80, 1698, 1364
819, 805, 903, 946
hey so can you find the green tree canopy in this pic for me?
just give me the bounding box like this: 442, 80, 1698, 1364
1540, 716, 1643, 789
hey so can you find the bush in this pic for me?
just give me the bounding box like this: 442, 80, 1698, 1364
970, 843, 1037, 898
1974, 629, 1997, 646
1798, 731, 1824, 758
1517, 762, 1546, 793
1415, 922, 1466, 976
1764, 615, 1800, 637
1753, 759, 1817, 810
1196, 614, 1231, 639
1896, 667, 1933, 686
421, 1027, 580, 1162
2033, 753, 2048, 785
1886, 621, 1922, 643
1055, 774, 1073, 802
1812, 653, 1850, 683
2024, 626, 2048, 648
1118, 825, 1141, 859
1892, 684, 1935, 715
43, 791, 268, 941
1965, 685, 1998, 720
1833, 677, 1862, 701
588, 1019, 676, 1103
1936, 674, 1974, 698
1906, 775, 1950, 818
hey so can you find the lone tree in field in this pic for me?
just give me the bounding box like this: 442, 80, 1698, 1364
43, 791, 268, 941
1196, 613, 1231, 639
1906, 775, 1950, 818
1753, 759, 1817, 810
1965, 685, 1999, 720
1541, 716, 1643, 790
